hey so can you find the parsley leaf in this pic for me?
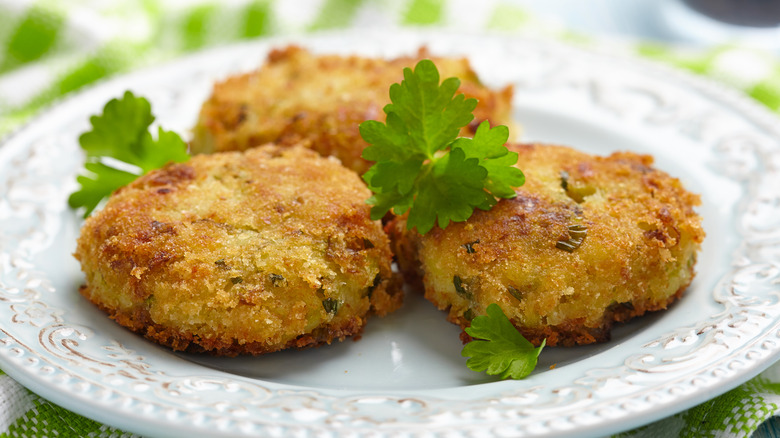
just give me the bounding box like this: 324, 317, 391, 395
360, 60, 524, 234
461, 303, 545, 380
451, 121, 524, 199
68, 91, 190, 217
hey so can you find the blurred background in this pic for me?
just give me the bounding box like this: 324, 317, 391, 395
516, 0, 780, 48
1, 0, 780, 138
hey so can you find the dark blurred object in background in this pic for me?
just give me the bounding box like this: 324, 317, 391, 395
656, 0, 780, 49
683, 0, 780, 27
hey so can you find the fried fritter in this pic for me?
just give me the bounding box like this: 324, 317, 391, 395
388, 143, 704, 347
75, 145, 402, 356
191, 46, 516, 174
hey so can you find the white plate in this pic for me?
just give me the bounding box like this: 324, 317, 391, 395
1, 30, 780, 438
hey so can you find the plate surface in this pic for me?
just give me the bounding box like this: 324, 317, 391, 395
1, 30, 780, 438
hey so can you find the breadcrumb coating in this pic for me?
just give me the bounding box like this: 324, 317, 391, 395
388, 143, 704, 346
75, 145, 402, 356
191, 45, 516, 174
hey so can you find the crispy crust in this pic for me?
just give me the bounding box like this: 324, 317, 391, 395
82, 284, 376, 355
191, 45, 516, 174
456, 283, 689, 346
388, 143, 704, 347
75, 145, 402, 356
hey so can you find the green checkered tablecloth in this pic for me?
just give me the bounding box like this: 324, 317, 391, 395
2, 1, 780, 437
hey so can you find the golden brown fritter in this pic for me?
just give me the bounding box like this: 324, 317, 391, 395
75, 145, 402, 356
191, 45, 516, 174
387, 143, 704, 347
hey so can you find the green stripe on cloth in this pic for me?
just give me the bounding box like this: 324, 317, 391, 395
1, 5, 65, 73
138, 0, 164, 44
140, 0, 163, 18
182, 4, 219, 50
636, 42, 780, 112
242, 0, 271, 38
403, 0, 444, 25
486, 4, 531, 31
613, 377, 780, 438
0, 107, 41, 138
749, 76, 780, 112
56, 50, 128, 96
3, 396, 135, 438
309, 0, 365, 30
0, 43, 137, 138
636, 42, 721, 75
678, 378, 780, 437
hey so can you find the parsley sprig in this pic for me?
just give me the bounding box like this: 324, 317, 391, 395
462, 303, 545, 379
360, 59, 525, 234
68, 91, 190, 217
